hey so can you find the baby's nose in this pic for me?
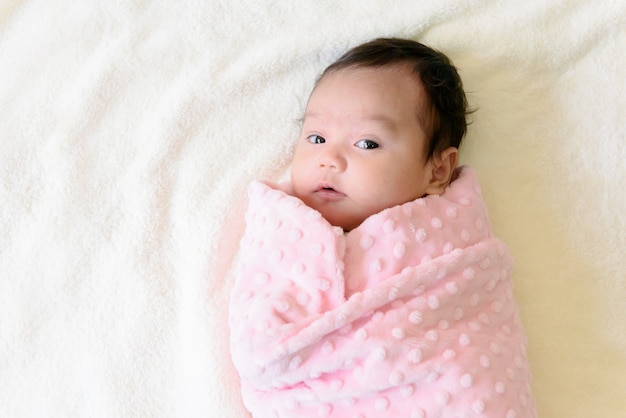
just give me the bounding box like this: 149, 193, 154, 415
319, 148, 346, 171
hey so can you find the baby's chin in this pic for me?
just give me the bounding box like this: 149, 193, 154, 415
318, 208, 365, 232
293, 192, 371, 231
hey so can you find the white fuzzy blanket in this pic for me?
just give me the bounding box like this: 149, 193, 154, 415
1, 1, 625, 417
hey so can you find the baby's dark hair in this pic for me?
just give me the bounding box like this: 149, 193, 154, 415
318, 38, 470, 159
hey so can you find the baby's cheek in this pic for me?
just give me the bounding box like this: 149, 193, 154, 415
276, 182, 295, 196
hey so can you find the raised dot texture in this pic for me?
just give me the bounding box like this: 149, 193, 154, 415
460, 373, 473, 388
289, 356, 302, 370
431, 217, 443, 229
480, 355, 490, 368
274, 299, 289, 312
270, 250, 283, 263
408, 348, 422, 363
372, 347, 387, 361
520, 394, 528, 407
392, 328, 405, 339
310, 242, 324, 256
443, 349, 456, 360
318, 404, 332, 416
272, 344, 286, 360
270, 218, 281, 230
446, 281, 458, 294
254, 272, 270, 285
355, 329, 368, 341
285, 398, 300, 409
370, 258, 383, 273
291, 262, 305, 275
343, 398, 357, 407
375, 397, 390, 411
426, 371, 440, 382
415, 228, 427, 243
436, 391, 450, 405
411, 409, 425, 418
453, 307, 464, 320
472, 400, 485, 414
400, 384, 414, 397
383, 219, 396, 233
506, 367, 516, 380
296, 292, 310, 305
321, 341, 334, 355
389, 371, 404, 385
318, 279, 331, 291
495, 381, 506, 394
330, 379, 343, 391
409, 311, 423, 324
463, 268, 475, 279
360, 235, 374, 250
436, 267, 447, 280
393, 242, 407, 258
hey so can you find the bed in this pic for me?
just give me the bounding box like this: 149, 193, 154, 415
1, 1, 625, 417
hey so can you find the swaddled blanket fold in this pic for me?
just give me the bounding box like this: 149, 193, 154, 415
229, 167, 536, 417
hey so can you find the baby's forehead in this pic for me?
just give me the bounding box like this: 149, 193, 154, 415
318, 62, 422, 87
305, 65, 430, 124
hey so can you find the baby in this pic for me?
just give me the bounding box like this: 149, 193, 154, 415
289, 38, 464, 231
230, 38, 537, 418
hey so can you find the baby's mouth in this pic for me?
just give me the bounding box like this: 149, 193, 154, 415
314, 183, 346, 200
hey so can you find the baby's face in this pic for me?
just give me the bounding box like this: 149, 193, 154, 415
291, 65, 438, 231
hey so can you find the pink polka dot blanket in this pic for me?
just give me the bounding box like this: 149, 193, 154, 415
229, 167, 537, 418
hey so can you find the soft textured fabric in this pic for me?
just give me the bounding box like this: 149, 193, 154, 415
230, 167, 537, 417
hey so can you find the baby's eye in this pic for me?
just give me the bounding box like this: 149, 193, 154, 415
355, 139, 379, 149
306, 134, 326, 144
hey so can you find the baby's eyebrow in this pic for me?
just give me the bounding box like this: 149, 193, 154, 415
303, 111, 398, 130
302, 111, 322, 121
365, 114, 399, 131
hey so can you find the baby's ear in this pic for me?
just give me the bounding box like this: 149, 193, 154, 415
425, 147, 458, 195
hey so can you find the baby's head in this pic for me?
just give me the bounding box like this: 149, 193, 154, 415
291, 38, 470, 231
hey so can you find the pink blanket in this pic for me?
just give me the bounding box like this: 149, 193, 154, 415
229, 167, 536, 417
